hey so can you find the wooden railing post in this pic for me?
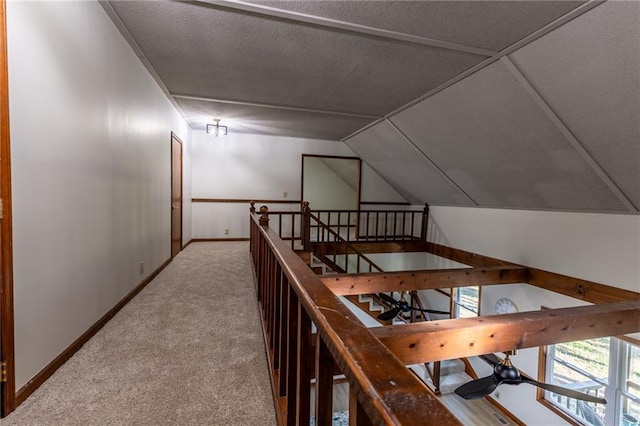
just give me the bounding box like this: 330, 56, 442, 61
250, 201, 256, 214
349, 388, 373, 426
420, 203, 430, 241
259, 205, 269, 226
301, 201, 311, 251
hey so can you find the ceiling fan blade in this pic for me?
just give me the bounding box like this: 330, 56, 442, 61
408, 307, 450, 315
377, 307, 400, 321
455, 375, 500, 400
377, 293, 398, 305
520, 376, 607, 404
478, 353, 501, 367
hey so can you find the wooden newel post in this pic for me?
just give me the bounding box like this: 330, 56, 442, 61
301, 201, 311, 251
250, 201, 256, 214
420, 203, 430, 241
259, 205, 269, 226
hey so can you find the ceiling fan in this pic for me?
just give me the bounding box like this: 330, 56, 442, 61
376, 292, 450, 321
455, 352, 607, 404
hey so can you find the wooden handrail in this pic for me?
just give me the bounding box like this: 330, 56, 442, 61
309, 205, 427, 242
250, 210, 460, 425
309, 213, 384, 274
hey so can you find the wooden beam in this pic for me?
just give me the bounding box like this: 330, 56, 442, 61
370, 301, 640, 364
349, 240, 428, 254
425, 242, 514, 268
426, 242, 640, 304
321, 266, 529, 295
528, 268, 640, 304
310, 240, 427, 255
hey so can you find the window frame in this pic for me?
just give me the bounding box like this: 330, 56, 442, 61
537, 329, 640, 426
452, 286, 481, 318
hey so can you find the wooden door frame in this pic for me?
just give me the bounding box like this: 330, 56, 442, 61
0, 0, 15, 417
170, 132, 183, 258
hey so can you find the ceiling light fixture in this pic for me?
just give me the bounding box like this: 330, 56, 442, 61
206, 119, 227, 137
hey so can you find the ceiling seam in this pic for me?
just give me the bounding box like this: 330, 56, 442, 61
385, 119, 479, 207
501, 56, 638, 213
341, 0, 606, 143
189, 0, 497, 57
171, 94, 381, 119
98, 1, 192, 126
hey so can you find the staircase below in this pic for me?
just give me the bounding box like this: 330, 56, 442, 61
410, 359, 473, 395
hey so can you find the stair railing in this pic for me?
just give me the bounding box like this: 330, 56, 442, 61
249, 205, 460, 425
301, 202, 430, 244
308, 212, 384, 275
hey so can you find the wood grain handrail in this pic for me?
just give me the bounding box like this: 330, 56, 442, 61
251, 213, 460, 425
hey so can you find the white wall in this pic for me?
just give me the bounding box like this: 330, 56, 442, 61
7, 1, 190, 388
191, 130, 406, 238
427, 206, 640, 425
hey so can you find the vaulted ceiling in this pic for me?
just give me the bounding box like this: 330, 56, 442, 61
103, 1, 639, 213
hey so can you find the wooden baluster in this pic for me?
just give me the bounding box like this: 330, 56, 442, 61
315, 336, 334, 426
347, 211, 351, 241
421, 203, 430, 241
301, 202, 310, 251
349, 388, 373, 426
272, 263, 282, 369
393, 211, 398, 239
375, 212, 379, 241
364, 211, 369, 240
433, 361, 442, 395
344, 240, 349, 273
337, 211, 341, 240
410, 212, 416, 239
297, 307, 312, 425
266, 251, 274, 341
290, 212, 295, 250
258, 235, 265, 306
286, 288, 299, 426
402, 211, 407, 240
383, 212, 388, 240
278, 275, 290, 397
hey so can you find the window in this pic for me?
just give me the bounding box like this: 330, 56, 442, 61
540, 336, 640, 426
621, 342, 640, 426
454, 286, 479, 318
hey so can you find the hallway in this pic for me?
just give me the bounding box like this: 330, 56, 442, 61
3, 242, 277, 425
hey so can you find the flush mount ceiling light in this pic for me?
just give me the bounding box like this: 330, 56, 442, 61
206, 119, 227, 137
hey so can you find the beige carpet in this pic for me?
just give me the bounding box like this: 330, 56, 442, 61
3, 242, 277, 426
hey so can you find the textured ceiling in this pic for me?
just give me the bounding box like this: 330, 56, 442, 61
104, 0, 639, 213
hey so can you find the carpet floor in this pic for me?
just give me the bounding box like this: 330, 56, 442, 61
3, 242, 277, 426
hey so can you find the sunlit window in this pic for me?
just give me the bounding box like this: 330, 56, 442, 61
621, 343, 640, 426
540, 337, 640, 426
454, 286, 479, 318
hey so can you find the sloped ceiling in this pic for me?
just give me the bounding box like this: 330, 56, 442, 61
103, 1, 639, 213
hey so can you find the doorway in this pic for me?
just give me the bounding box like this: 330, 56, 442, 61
301, 154, 361, 211
301, 154, 361, 240
171, 133, 183, 258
